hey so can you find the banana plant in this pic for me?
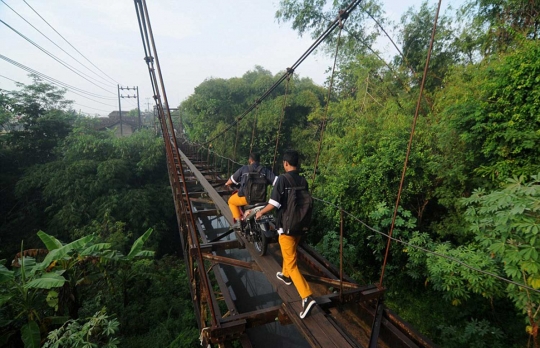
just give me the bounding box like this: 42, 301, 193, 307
0, 229, 154, 347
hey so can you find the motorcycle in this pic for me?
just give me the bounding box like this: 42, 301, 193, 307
240, 203, 277, 256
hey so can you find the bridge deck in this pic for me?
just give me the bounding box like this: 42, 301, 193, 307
178, 146, 433, 348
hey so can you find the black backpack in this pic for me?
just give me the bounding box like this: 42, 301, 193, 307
282, 173, 313, 235
244, 165, 268, 205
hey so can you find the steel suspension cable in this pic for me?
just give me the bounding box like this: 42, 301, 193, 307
202, 0, 363, 147
378, 0, 442, 288
311, 23, 344, 190
310, 197, 540, 295
233, 120, 239, 162
272, 75, 291, 170
133, 0, 218, 328
249, 104, 259, 153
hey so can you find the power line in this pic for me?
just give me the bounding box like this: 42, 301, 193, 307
0, 54, 115, 99
0, 73, 113, 116
0, 74, 20, 84
21, 0, 119, 85
72, 102, 111, 113
0, 0, 116, 87
0, 54, 117, 107
0, 19, 116, 95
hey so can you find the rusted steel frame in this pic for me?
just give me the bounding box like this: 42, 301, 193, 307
300, 243, 357, 283
206, 320, 247, 344
210, 179, 228, 187
178, 150, 234, 224
200, 253, 262, 272
184, 197, 214, 204
220, 305, 281, 329
317, 286, 385, 308
369, 298, 384, 348
303, 274, 359, 289
194, 240, 242, 254
194, 209, 219, 217
297, 244, 342, 280
183, 191, 208, 198
199, 170, 219, 175
208, 228, 236, 243
194, 210, 244, 325
186, 190, 230, 198
138, 0, 218, 327
358, 301, 432, 348
194, 217, 251, 346
340, 209, 344, 301
278, 307, 293, 325
134, 1, 201, 327
384, 308, 437, 348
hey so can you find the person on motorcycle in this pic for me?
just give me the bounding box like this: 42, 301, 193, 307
225, 153, 277, 229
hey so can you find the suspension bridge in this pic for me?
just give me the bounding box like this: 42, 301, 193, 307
133, 0, 439, 346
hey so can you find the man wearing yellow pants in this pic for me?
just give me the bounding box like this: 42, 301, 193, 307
225, 153, 276, 229
255, 150, 316, 319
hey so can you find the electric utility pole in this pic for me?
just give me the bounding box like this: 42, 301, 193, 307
117, 85, 140, 135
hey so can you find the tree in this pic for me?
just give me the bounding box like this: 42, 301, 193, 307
276, 0, 386, 58
13, 121, 172, 251
463, 0, 540, 54
439, 40, 540, 185
0, 76, 76, 265
399, 1, 460, 91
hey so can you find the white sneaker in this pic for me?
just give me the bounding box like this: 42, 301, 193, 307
276, 272, 292, 285
299, 296, 316, 319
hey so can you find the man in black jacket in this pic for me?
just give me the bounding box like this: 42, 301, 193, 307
255, 150, 316, 319
225, 153, 276, 228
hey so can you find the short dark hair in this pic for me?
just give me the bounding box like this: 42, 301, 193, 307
283, 149, 299, 167
249, 153, 260, 162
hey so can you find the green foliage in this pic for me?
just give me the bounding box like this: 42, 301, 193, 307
21, 321, 40, 348
440, 40, 540, 184
463, 174, 540, 341
314, 230, 357, 275
437, 319, 505, 348
181, 66, 325, 170
43, 310, 120, 348
461, 0, 540, 55
0, 77, 77, 263
399, 1, 460, 91
86, 256, 199, 348
425, 243, 504, 304
0, 230, 154, 347
275, 0, 385, 58
14, 123, 172, 251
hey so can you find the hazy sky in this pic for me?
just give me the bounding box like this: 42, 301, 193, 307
0, 0, 456, 117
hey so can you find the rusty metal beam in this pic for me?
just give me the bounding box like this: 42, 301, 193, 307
317, 286, 385, 308
194, 209, 219, 217
303, 274, 360, 290
178, 151, 233, 224
200, 253, 261, 272
194, 240, 242, 253
220, 305, 281, 329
